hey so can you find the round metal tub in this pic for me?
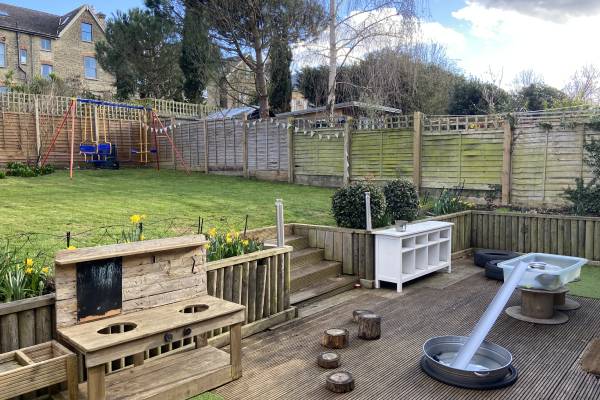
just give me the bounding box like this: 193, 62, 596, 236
422, 335, 513, 385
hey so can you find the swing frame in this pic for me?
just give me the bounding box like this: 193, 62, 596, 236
39, 98, 192, 178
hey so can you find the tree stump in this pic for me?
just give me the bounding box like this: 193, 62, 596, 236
317, 351, 340, 369
326, 371, 355, 393
321, 328, 349, 349
358, 313, 381, 340
352, 309, 373, 323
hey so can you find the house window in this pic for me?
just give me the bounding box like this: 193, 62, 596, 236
81, 22, 92, 42
19, 49, 27, 65
40, 38, 51, 51
41, 64, 53, 78
0, 43, 5, 67
84, 57, 97, 79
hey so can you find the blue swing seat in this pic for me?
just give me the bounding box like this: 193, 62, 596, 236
80, 144, 97, 155
97, 143, 112, 155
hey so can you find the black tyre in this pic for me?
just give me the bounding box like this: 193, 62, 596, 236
474, 249, 518, 268
484, 260, 505, 281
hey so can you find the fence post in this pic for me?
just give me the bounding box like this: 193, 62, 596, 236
171, 117, 176, 169
242, 114, 249, 178
413, 111, 423, 193
203, 119, 209, 173
287, 117, 294, 183
365, 192, 372, 231
343, 117, 352, 185
34, 96, 41, 165
276, 199, 285, 246
501, 118, 512, 205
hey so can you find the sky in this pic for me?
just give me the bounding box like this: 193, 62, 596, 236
6, 0, 600, 90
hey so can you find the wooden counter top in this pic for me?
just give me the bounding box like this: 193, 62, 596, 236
58, 295, 244, 353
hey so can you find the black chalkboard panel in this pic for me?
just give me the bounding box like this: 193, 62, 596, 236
76, 257, 123, 323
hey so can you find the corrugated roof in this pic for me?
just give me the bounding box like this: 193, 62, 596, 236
205, 106, 258, 120
277, 101, 402, 117
0, 3, 84, 37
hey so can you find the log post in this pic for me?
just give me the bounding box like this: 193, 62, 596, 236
321, 328, 349, 349
325, 371, 355, 393
358, 313, 381, 340
317, 351, 340, 369
352, 309, 373, 323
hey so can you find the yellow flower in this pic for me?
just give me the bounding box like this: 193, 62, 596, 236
226, 232, 232, 241
42, 267, 49, 274
67, 245, 77, 250
25, 258, 34, 267
233, 231, 240, 239
130, 214, 141, 224
226, 236, 233, 244
25, 267, 33, 274
242, 239, 249, 246
208, 228, 217, 237
139, 234, 145, 241
204, 243, 211, 249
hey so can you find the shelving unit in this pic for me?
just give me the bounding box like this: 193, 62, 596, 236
373, 221, 453, 292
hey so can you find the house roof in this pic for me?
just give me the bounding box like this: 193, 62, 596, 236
206, 106, 258, 120
0, 3, 103, 38
276, 101, 402, 117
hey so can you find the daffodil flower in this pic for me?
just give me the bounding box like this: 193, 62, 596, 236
42, 267, 49, 274
25, 258, 33, 267
208, 228, 217, 237
67, 245, 77, 250
130, 214, 141, 224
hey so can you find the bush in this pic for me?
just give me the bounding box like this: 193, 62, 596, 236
331, 182, 387, 229
0, 171, 5, 179
383, 179, 419, 222
5, 162, 54, 177
564, 178, 600, 216
430, 182, 473, 216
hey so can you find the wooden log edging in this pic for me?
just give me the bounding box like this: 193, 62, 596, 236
0, 293, 55, 352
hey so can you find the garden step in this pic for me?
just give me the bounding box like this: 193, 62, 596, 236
291, 260, 342, 292
264, 235, 309, 251
290, 275, 358, 306
291, 247, 325, 267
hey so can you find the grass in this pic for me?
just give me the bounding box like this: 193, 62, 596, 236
0, 169, 335, 257
568, 264, 600, 299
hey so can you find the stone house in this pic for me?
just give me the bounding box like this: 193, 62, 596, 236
206, 56, 256, 109
0, 3, 114, 96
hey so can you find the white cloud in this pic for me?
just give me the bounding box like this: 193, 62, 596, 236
451, 1, 600, 88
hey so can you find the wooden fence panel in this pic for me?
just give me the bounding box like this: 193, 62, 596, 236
293, 130, 344, 178
350, 129, 413, 181
0, 294, 55, 352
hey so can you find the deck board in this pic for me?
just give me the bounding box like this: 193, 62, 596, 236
216, 262, 600, 400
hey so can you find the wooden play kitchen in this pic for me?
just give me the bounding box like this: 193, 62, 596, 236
374, 221, 453, 292
53, 236, 245, 400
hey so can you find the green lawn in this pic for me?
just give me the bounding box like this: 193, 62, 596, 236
568, 264, 600, 299
0, 169, 334, 257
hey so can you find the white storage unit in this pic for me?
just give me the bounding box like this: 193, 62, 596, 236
373, 221, 453, 292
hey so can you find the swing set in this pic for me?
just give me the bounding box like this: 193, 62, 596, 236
40, 98, 191, 178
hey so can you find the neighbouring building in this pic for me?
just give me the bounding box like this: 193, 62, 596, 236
0, 3, 114, 96
206, 56, 256, 109
290, 90, 309, 112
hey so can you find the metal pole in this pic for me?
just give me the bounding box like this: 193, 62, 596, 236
365, 192, 372, 231
276, 199, 285, 247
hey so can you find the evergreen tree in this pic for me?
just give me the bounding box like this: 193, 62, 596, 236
268, 32, 292, 114
180, 6, 216, 102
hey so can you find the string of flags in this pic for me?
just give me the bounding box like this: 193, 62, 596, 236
141, 121, 183, 133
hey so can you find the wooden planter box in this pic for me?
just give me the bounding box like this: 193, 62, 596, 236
0, 293, 55, 353
0, 340, 77, 399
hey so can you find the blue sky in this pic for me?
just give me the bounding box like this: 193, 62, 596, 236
6, 1, 600, 89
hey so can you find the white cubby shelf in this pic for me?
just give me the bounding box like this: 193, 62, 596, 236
373, 221, 453, 292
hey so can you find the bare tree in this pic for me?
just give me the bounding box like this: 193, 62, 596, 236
511, 69, 544, 91
311, 0, 422, 115
481, 66, 505, 114
564, 64, 600, 104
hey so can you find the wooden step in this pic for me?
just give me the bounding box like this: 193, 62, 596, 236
291, 260, 342, 291
290, 276, 358, 306
291, 247, 325, 267
264, 235, 309, 251
56, 346, 232, 400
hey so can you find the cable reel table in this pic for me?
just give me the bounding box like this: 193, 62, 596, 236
53, 236, 245, 400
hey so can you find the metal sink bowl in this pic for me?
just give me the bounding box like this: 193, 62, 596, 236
179, 304, 209, 314
422, 335, 513, 385
97, 322, 137, 335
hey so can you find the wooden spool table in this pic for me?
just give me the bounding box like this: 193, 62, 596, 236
505, 287, 569, 325
52, 236, 245, 400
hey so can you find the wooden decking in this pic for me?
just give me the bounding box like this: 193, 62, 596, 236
215, 260, 600, 400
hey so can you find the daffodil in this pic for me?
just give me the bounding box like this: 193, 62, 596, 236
42, 267, 49, 274
204, 243, 211, 249
25, 267, 33, 274
67, 245, 77, 250
25, 258, 33, 267
226, 236, 233, 244
208, 228, 217, 237
130, 214, 141, 224
242, 239, 249, 246
139, 234, 145, 241
233, 231, 240, 239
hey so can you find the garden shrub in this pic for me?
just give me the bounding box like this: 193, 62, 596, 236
331, 182, 387, 229
0, 171, 5, 179
430, 182, 473, 216
5, 162, 54, 177
564, 138, 600, 216
383, 179, 419, 221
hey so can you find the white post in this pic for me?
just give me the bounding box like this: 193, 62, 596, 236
365, 192, 372, 231
276, 199, 285, 247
